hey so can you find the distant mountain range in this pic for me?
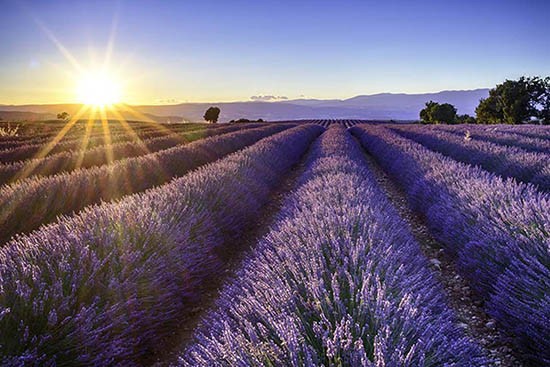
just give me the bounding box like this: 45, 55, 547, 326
0, 89, 489, 122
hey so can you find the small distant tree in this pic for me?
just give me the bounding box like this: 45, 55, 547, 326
419, 101, 457, 124
57, 112, 70, 121
203, 107, 220, 123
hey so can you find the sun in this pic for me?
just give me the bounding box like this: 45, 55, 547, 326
76, 71, 122, 107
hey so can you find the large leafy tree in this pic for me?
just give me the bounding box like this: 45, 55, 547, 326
203, 106, 221, 123
419, 101, 457, 124
476, 76, 550, 124
529, 76, 550, 124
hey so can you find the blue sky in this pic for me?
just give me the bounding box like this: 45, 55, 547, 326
0, 0, 548, 104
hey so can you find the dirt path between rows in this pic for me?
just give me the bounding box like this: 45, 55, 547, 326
149, 141, 316, 366
358, 143, 524, 367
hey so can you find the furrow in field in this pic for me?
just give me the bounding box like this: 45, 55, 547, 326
0, 123, 217, 162
151, 125, 321, 366
0, 123, 160, 147
0, 124, 291, 245
351, 124, 549, 365
0, 121, 207, 146
391, 125, 550, 191
182, 125, 488, 366
355, 133, 523, 366
480, 125, 550, 141
0, 124, 323, 365
433, 124, 550, 153
0, 123, 263, 186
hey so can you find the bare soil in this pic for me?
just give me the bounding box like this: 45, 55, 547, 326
149, 145, 314, 366
149, 132, 526, 366
358, 145, 524, 367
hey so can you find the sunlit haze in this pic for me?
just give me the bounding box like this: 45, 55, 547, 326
1, 0, 549, 105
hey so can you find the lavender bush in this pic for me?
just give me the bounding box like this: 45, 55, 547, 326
183, 126, 487, 366
0, 123, 262, 186
351, 125, 550, 364
480, 124, 550, 141
433, 124, 550, 154
0, 122, 214, 162
0, 124, 290, 245
0, 121, 208, 148
392, 125, 550, 191
0, 124, 323, 365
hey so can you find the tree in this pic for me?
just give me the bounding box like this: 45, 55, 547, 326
419, 101, 457, 124
203, 107, 220, 123
229, 118, 265, 123
529, 76, 550, 124
475, 76, 550, 124
476, 95, 501, 124
57, 112, 70, 121
456, 114, 476, 124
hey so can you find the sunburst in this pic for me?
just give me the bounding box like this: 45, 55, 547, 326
76, 71, 122, 107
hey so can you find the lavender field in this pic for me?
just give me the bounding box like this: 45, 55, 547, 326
0, 120, 548, 366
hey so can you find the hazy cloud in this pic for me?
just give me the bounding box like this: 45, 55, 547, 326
250, 95, 288, 101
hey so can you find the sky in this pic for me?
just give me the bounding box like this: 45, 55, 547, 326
0, 0, 549, 105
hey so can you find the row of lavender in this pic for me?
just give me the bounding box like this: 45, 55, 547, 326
272, 120, 367, 128
351, 125, 550, 364
0, 121, 172, 149
0, 123, 265, 186
0, 122, 214, 163
0, 125, 323, 365
391, 125, 550, 191
0, 124, 289, 245
434, 124, 550, 153
313, 120, 361, 128
183, 126, 488, 366
462, 123, 550, 141
0, 120, 204, 148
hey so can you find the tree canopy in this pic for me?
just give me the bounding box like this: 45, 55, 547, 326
203, 107, 221, 123
419, 101, 457, 124
476, 76, 550, 124
57, 112, 70, 121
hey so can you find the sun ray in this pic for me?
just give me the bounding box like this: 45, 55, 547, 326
13, 105, 90, 182
74, 108, 97, 170
32, 17, 83, 74
122, 105, 182, 137
98, 106, 115, 164
105, 105, 152, 155
106, 106, 173, 182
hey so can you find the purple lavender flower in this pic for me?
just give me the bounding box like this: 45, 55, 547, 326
183, 126, 487, 366
351, 124, 550, 364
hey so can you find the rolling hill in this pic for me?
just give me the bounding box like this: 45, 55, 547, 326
0, 89, 489, 122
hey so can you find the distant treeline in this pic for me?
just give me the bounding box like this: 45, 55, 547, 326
229, 118, 265, 123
